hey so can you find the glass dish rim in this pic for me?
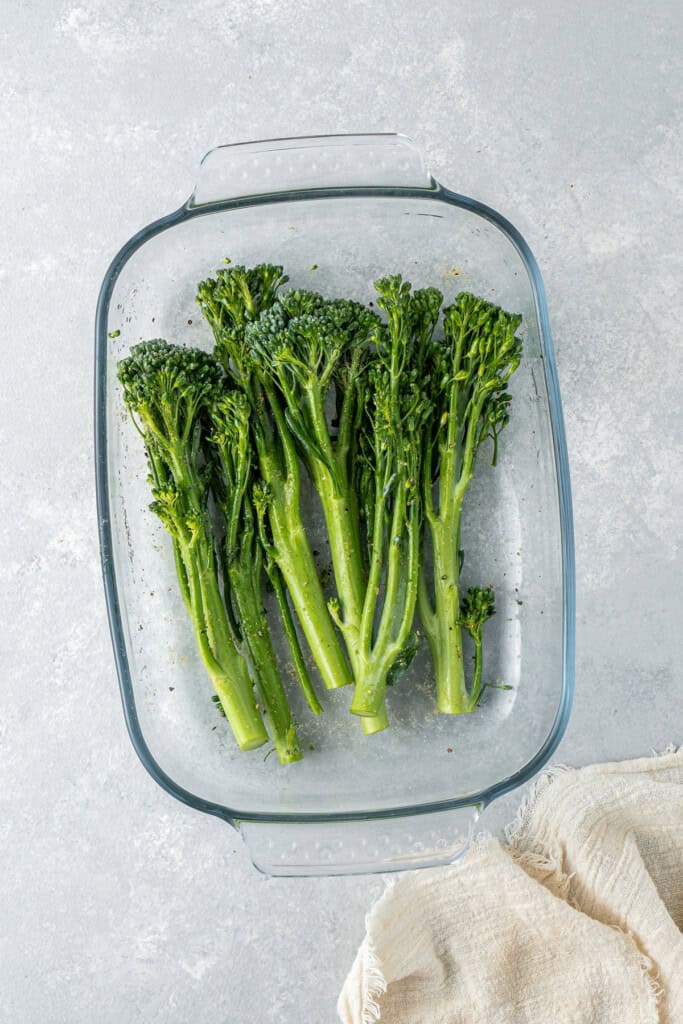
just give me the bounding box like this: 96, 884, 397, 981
94, 175, 575, 827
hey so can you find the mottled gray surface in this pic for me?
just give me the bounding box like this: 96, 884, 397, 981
2, 1, 682, 1021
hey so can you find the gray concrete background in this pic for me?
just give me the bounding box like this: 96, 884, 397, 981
2, 1, 682, 1021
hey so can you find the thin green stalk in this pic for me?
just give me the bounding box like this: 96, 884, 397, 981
361, 706, 389, 735
267, 499, 351, 690
388, 508, 421, 654
256, 398, 352, 693
458, 586, 496, 714
172, 538, 192, 616
346, 474, 393, 731
359, 480, 387, 654
305, 383, 366, 644
180, 536, 268, 750
268, 563, 323, 716
198, 265, 350, 693
311, 462, 365, 653
374, 481, 406, 647
423, 389, 489, 713
229, 554, 302, 764
421, 514, 468, 714
467, 633, 484, 712
350, 496, 422, 719
240, 288, 378, 696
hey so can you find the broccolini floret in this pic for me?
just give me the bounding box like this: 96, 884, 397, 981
459, 585, 496, 711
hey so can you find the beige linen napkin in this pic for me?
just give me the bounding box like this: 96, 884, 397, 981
339, 749, 683, 1024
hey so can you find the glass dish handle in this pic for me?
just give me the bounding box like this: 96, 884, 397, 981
238, 804, 481, 877
188, 133, 434, 206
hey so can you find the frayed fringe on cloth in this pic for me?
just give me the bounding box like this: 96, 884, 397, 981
505, 763, 575, 902
356, 936, 387, 1024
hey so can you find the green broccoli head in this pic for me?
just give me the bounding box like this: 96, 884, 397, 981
117, 339, 224, 442
410, 286, 444, 329
363, 276, 434, 480
438, 293, 523, 465
208, 388, 251, 451
206, 389, 252, 501
460, 585, 496, 639
443, 293, 522, 390
275, 288, 326, 319
373, 275, 443, 358
197, 262, 288, 330
148, 482, 184, 538
245, 290, 380, 391
196, 262, 288, 375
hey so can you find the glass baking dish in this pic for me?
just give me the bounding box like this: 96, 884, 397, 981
95, 134, 574, 876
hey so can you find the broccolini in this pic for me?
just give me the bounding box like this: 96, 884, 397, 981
346, 276, 441, 724
197, 265, 353, 693
418, 294, 522, 713
243, 289, 391, 730
117, 341, 269, 752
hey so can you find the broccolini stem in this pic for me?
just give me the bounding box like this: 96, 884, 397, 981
349, 660, 393, 719
228, 555, 303, 764
438, 317, 468, 510
305, 384, 367, 639
209, 674, 269, 751
179, 538, 269, 749
172, 538, 192, 616
417, 562, 436, 636
268, 562, 323, 716
423, 391, 492, 714
390, 507, 421, 652
255, 390, 352, 692
298, 380, 370, 694
467, 632, 485, 712
207, 389, 307, 763
264, 381, 302, 500
422, 517, 468, 714
350, 497, 421, 719
310, 464, 365, 648
359, 481, 386, 655
218, 562, 243, 646
361, 705, 389, 735
177, 543, 224, 678
376, 480, 406, 644
343, 276, 439, 728
238, 287, 381, 696
196, 540, 236, 661
265, 482, 352, 690
335, 354, 361, 468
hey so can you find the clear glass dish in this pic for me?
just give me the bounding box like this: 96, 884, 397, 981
95, 134, 574, 876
